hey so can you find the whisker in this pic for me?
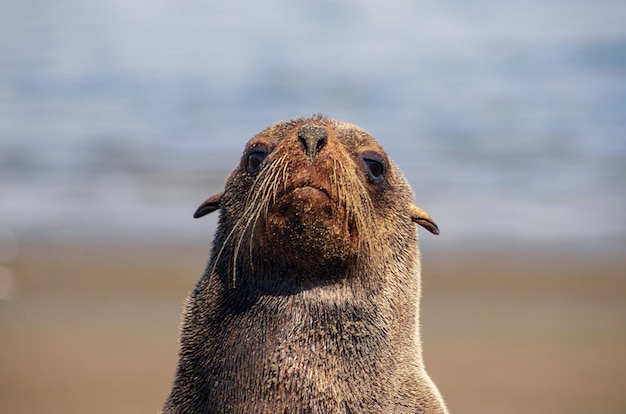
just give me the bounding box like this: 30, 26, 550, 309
230, 154, 288, 287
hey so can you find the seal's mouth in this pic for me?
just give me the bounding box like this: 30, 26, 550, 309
290, 185, 330, 198
266, 183, 335, 225
276, 184, 331, 203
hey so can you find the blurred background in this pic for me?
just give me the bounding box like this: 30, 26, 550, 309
0, 1, 625, 413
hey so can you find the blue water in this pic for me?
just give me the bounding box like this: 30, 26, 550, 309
1, 0, 625, 251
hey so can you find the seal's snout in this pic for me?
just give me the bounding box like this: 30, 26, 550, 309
298, 125, 327, 162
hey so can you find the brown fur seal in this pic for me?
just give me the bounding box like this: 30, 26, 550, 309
163, 115, 448, 413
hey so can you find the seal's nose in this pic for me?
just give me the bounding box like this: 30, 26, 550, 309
298, 125, 327, 162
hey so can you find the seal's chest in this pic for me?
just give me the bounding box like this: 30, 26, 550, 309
209, 301, 394, 411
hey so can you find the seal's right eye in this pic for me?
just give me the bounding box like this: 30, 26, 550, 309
246, 150, 267, 174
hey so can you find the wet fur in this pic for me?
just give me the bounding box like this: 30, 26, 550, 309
163, 115, 448, 413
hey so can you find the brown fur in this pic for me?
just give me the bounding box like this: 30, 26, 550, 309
163, 115, 448, 413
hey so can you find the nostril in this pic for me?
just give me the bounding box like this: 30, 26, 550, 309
298, 125, 327, 161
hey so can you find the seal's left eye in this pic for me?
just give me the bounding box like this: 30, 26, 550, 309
246, 150, 267, 174
362, 155, 385, 183
365, 159, 384, 179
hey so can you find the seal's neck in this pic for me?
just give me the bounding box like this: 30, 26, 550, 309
165, 257, 426, 413
200, 281, 403, 399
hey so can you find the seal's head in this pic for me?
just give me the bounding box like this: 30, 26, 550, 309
194, 115, 438, 288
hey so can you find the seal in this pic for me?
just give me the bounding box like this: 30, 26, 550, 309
162, 115, 449, 413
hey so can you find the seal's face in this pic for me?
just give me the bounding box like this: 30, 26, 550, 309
240, 120, 385, 276
194, 115, 438, 285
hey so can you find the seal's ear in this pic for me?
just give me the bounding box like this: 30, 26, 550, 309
193, 192, 223, 218
410, 204, 440, 235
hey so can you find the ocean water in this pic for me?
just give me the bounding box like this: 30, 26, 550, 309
0, 0, 625, 252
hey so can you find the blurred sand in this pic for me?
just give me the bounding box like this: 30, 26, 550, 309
1, 242, 624, 413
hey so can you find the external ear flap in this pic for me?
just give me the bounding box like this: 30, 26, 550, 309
409, 204, 440, 235
193, 192, 223, 218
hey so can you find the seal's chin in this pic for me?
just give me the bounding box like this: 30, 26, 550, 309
254, 185, 357, 273
268, 185, 334, 228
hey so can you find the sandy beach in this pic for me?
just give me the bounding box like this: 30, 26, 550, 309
1, 241, 624, 413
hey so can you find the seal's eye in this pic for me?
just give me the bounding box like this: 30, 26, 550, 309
365, 159, 384, 179
246, 150, 267, 174
362, 154, 386, 183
